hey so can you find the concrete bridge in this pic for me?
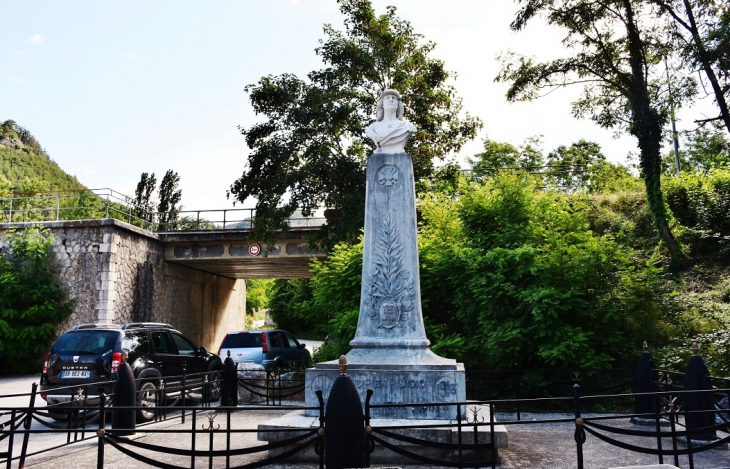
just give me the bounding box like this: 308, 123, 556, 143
0, 218, 327, 352
160, 228, 325, 279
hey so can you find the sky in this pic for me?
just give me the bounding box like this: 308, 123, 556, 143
1, 0, 718, 210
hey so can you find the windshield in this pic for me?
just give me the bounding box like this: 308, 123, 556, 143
52, 331, 119, 355
221, 333, 262, 348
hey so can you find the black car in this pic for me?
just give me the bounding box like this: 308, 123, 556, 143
40, 322, 223, 422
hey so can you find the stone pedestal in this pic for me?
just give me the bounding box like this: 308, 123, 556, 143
304, 151, 465, 419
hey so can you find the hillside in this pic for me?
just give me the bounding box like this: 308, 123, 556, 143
0, 120, 87, 193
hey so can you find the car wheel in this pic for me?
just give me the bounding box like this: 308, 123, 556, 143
208, 370, 222, 402
137, 381, 157, 423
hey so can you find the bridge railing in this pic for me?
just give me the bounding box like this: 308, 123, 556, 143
0, 188, 326, 232
156, 208, 326, 232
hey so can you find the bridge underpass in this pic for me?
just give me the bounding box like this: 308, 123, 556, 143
0, 219, 328, 352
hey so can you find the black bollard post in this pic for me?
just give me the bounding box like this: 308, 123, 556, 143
220, 351, 238, 407
632, 341, 659, 424
325, 355, 366, 469
683, 342, 717, 443
111, 362, 136, 435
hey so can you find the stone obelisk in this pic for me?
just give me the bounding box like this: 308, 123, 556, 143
305, 90, 465, 419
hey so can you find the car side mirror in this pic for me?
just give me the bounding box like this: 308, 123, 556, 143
297, 343, 306, 349
199, 346, 208, 355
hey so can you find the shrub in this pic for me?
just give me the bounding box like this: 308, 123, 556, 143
420, 174, 665, 369
0, 227, 74, 375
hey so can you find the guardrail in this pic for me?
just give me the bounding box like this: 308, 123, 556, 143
0, 188, 327, 232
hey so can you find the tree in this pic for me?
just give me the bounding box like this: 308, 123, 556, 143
246, 279, 273, 316
547, 139, 607, 189
0, 227, 74, 375
229, 0, 481, 249
157, 170, 181, 230
267, 279, 316, 335
684, 122, 730, 171
134, 172, 157, 225
496, 0, 691, 259
468, 136, 545, 176
649, 0, 730, 134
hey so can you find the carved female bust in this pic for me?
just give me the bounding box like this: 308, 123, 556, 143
365, 89, 416, 154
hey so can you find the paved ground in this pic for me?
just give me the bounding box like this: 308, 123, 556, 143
3, 374, 730, 468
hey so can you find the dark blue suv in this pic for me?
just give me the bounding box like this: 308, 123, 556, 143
40, 323, 223, 422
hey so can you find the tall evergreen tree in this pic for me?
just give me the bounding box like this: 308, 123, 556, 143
134, 172, 157, 225
157, 170, 181, 230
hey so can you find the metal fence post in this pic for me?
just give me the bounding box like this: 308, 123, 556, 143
364, 389, 372, 468
683, 401, 696, 469
97, 393, 106, 469
490, 402, 497, 468
573, 384, 585, 469
181, 365, 187, 424
226, 409, 232, 469
514, 363, 522, 421
56, 194, 60, 221
8, 195, 12, 222
5, 410, 16, 468
669, 400, 680, 467
19, 382, 38, 467
191, 409, 197, 469
654, 392, 664, 465
105, 193, 110, 218
318, 389, 325, 469
457, 399, 463, 466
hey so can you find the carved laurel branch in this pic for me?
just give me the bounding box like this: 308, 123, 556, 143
364, 212, 415, 324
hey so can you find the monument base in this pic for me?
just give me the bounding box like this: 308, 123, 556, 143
305, 347, 466, 420
257, 405, 508, 464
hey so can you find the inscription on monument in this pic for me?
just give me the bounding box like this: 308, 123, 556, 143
433, 376, 458, 401
371, 195, 406, 204
311, 375, 333, 399
379, 301, 399, 327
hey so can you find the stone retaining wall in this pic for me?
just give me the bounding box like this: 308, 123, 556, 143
0, 219, 245, 350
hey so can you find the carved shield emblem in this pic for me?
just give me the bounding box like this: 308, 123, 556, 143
376, 165, 400, 187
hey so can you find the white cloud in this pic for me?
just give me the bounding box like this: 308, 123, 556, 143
25, 34, 42, 45
122, 52, 137, 60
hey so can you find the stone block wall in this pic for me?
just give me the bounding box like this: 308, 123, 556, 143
0, 219, 245, 350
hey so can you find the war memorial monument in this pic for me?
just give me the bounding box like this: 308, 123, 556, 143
303, 89, 466, 419
259, 90, 506, 462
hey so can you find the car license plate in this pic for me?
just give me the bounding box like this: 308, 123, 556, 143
62, 370, 91, 378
